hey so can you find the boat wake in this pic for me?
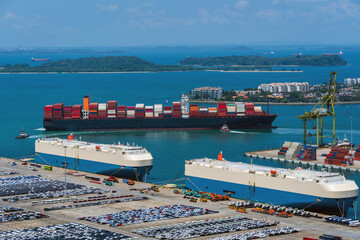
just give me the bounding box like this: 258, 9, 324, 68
229, 130, 259, 134
35, 127, 45, 131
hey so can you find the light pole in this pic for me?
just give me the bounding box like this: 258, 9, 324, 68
63, 146, 68, 198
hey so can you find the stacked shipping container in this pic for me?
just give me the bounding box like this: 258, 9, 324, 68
199, 107, 208, 117
98, 104, 107, 119
208, 107, 217, 117
63, 106, 72, 120
172, 102, 181, 117
236, 102, 245, 117
154, 104, 163, 117
44, 97, 271, 121
72, 105, 82, 119
354, 145, 360, 161
53, 104, 64, 119
107, 101, 117, 118
127, 106, 135, 118
245, 103, 255, 115
135, 104, 145, 118
217, 102, 226, 117
190, 105, 199, 117
117, 105, 126, 118
145, 106, 154, 118
324, 148, 353, 166
226, 103, 236, 117
296, 145, 317, 161
163, 106, 172, 117
44, 105, 53, 119
89, 103, 98, 119
278, 142, 302, 159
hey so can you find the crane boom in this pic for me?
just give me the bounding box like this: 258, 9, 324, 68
296, 72, 336, 146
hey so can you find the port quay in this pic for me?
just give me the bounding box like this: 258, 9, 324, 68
0, 156, 359, 240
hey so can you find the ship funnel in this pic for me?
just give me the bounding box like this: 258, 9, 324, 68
68, 133, 74, 141
218, 151, 223, 161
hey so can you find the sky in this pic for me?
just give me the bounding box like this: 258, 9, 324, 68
0, 0, 359, 47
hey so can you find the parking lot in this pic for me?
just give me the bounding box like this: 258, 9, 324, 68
0, 157, 359, 240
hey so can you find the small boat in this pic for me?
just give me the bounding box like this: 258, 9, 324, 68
220, 124, 231, 132
335, 135, 354, 148
15, 129, 30, 139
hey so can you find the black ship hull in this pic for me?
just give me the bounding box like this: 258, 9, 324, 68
44, 115, 277, 131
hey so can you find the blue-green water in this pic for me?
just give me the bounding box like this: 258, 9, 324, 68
0, 47, 360, 217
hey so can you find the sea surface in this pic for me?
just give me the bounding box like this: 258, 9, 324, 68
0, 46, 360, 217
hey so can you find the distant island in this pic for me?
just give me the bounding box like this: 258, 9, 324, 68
0, 56, 195, 73
178, 55, 348, 67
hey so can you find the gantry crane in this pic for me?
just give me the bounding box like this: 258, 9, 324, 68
296, 72, 337, 146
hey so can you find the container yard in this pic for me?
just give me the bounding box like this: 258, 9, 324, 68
244, 142, 360, 172
0, 157, 359, 240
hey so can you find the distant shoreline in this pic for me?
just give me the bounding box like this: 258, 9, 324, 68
190, 100, 360, 105
0, 69, 303, 74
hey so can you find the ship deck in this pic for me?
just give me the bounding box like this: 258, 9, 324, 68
0, 156, 359, 240
244, 148, 360, 172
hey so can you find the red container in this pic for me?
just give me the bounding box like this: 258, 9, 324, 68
107, 100, 117, 109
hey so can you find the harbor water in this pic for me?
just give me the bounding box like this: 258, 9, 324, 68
1, 46, 360, 217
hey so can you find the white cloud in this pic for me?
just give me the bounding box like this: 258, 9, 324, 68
235, 0, 249, 9
2, 12, 17, 20
97, 4, 118, 11
256, 9, 281, 21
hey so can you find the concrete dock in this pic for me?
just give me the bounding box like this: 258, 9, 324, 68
0, 157, 359, 240
245, 148, 360, 173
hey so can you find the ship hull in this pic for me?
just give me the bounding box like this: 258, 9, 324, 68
35, 152, 152, 181
185, 175, 356, 216
44, 115, 277, 131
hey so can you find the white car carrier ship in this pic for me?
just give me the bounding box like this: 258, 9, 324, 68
185, 157, 358, 216
35, 135, 153, 181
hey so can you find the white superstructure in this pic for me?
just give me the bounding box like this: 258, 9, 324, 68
185, 158, 358, 200
35, 138, 153, 168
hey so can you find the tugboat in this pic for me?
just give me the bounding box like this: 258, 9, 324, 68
15, 129, 30, 139
335, 135, 354, 148
220, 124, 231, 132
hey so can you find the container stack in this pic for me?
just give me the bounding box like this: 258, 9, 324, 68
63, 106, 72, 120
117, 105, 126, 118
354, 145, 360, 161
172, 102, 181, 117
190, 105, 199, 117
297, 145, 317, 161
199, 107, 208, 117
278, 142, 302, 159
236, 102, 245, 117
154, 104, 163, 118
53, 103, 64, 119
245, 103, 255, 115
163, 106, 172, 117
107, 101, 117, 119
145, 106, 154, 118
324, 148, 352, 166
43, 105, 53, 119
226, 103, 236, 117
71, 105, 82, 119
135, 104, 145, 118
89, 103, 98, 119
208, 107, 217, 117
98, 104, 107, 119
217, 102, 226, 117
126, 106, 135, 118
254, 106, 264, 115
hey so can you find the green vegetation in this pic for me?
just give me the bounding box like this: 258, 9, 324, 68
179, 55, 347, 67
0, 56, 195, 73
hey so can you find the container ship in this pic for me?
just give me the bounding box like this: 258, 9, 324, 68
35, 135, 153, 181
185, 157, 358, 216
43, 96, 277, 131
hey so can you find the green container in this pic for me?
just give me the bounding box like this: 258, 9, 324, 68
44, 165, 52, 171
